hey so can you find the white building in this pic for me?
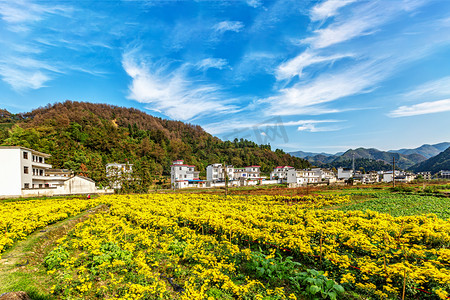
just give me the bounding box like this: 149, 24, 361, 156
286, 169, 320, 185
381, 170, 401, 183
233, 166, 261, 180
0, 146, 52, 196
311, 168, 337, 183
353, 171, 378, 184
438, 170, 450, 179
337, 168, 353, 180
171, 160, 201, 189
270, 166, 294, 180
206, 163, 234, 182
106, 162, 133, 189
0, 146, 106, 198
417, 171, 432, 180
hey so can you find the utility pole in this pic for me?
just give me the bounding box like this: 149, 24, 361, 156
392, 156, 396, 188
352, 152, 355, 177
223, 162, 228, 196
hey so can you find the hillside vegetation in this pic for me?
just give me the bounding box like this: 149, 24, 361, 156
410, 146, 450, 173
0, 101, 309, 189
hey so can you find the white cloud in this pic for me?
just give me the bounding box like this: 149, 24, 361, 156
297, 123, 342, 132
389, 99, 450, 117
0, 1, 71, 30
302, 16, 380, 49
0, 65, 50, 90
402, 76, 450, 100
203, 118, 342, 135
213, 21, 244, 34
196, 58, 229, 71
122, 50, 237, 121
276, 49, 353, 80
246, 0, 262, 8
264, 60, 384, 116
310, 0, 357, 22
303, 1, 427, 49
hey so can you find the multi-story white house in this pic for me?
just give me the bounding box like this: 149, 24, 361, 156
106, 162, 133, 189
0, 146, 53, 196
311, 168, 337, 183
233, 166, 261, 180
337, 168, 353, 180
171, 160, 201, 189
0, 146, 107, 198
438, 170, 450, 179
206, 163, 234, 182
286, 169, 320, 185
381, 170, 401, 182
417, 171, 432, 180
270, 166, 294, 180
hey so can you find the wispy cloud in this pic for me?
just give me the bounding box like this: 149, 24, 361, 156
0, 65, 49, 90
203, 118, 343, 135
276, 49, 353, 80
0, 1, 71, 28
246, 0, 262, 8
310, 0, 357, 22
213, 21, 244, 34
389, 99, 450, 117
195, 58, 229, 71
303, 1, 427, 49
263, 59, 385, 116
402, 76, 450, 100
122, 49, 238, 121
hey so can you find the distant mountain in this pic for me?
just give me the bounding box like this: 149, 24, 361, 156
289, 150, 335, 159
291, 146, 429, 170
318, 158, 393, 172
410, 146, 450, 173
389, 142, 450, 159
332, 148, 427, 170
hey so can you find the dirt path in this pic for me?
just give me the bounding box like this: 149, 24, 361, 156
0, 205, 108, 299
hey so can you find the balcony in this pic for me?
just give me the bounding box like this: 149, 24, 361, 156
31, 161, 52, 169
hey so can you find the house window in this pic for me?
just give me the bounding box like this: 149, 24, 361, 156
23, 152, 28, 159
24, 166, 29, 174
40, 169, 43, 176
24, 183, 29, 189
39, 157, 43, 163
39, 184, 43, 188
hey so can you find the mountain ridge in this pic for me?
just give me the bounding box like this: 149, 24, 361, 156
410, 146, 450, 173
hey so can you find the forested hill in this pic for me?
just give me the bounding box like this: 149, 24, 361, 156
0, 101, 309, 186
410, 146, 450, 174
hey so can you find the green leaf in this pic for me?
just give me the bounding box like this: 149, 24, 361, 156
328, 291, 337, 300
309, 285, 321, 294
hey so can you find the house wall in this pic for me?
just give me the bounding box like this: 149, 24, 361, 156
0, 149, 21, 196
63, 177, 97, 194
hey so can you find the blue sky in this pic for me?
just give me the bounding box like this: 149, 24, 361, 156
1, 0, 450, 154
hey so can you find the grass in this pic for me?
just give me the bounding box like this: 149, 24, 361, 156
336, 192, 450, 219
0, 205, 108, 299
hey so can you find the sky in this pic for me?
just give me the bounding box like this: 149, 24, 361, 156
1, 0, 450, 154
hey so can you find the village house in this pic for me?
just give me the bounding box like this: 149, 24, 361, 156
337, 168, 353, 180
0, 146, 106, 198
286, 169, 320, 186
206, 163, 234, 182
417, 171, 432, 180
270, 166, 294, 181
171, 160, 204, 189
438, 170, 450, 179
353, 171, 379, 184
